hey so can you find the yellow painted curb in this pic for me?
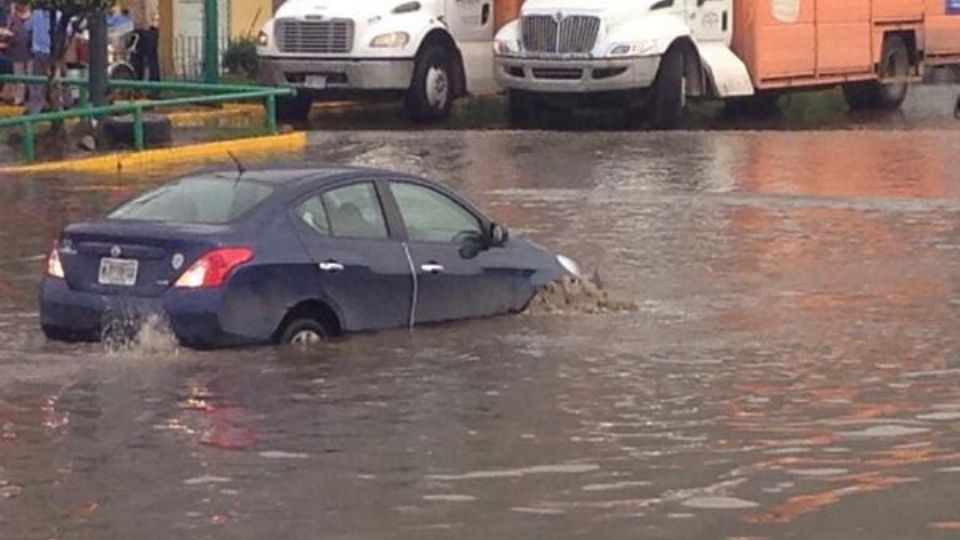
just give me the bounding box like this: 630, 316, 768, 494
0, 104, 25, 117
0, 132, 307, 174
165, 103, 264, 126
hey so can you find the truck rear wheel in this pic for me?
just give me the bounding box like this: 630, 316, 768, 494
843, 35, 910, 111
274, 91, 313, 123
405, 45, 457, 123
650, 46, 686, 130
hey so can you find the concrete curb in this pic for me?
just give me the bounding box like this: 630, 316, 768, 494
0, 132, 307, 174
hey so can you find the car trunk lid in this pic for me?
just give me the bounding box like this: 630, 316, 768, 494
59, 221, 232, 297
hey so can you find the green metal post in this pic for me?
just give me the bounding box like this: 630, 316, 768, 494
22, 121, 35, 162
133, 107, 145, 150
203, 0, 220, 84
88, 10, 109, 108
266, 95, 277, 134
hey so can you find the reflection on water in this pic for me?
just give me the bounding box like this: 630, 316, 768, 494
1, 122, 960, 538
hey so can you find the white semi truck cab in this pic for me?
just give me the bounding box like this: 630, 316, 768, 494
493, 0, 754, 128
257, 0, 501, 122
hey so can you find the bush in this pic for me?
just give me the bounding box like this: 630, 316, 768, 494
223, 38, 258, 80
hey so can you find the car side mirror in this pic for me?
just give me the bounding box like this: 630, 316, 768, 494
489, 223, 509, 247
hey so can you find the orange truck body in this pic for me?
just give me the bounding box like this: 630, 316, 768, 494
732, 0, 960, 89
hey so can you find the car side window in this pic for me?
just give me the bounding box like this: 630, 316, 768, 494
390, 182, 483, 243
295, 194, 330, 235
322, 183, 389, 239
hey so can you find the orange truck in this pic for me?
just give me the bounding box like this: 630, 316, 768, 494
493, 0, 960, 127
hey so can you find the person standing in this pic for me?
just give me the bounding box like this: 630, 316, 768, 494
130, 0, 159, 81
24, 7, 51, 114
4, 2, 30, 106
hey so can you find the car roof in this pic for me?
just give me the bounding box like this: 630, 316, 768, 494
193, 165, 435, 191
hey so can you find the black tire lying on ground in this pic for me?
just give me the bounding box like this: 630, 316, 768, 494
100, 113, 173, 149
274, 91, 314, 123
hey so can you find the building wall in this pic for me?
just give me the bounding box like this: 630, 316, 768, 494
230, 0, 272, 39
158, 0, 275, 79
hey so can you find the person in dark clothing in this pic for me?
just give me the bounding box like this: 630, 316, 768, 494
132, 25, 159, 81
130, 4, 159, 81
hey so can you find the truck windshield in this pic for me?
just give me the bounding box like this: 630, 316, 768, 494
108, 177, 275, 224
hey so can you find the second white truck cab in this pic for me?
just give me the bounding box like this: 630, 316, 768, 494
493, 0, 753, 128
257, 0, 501, 122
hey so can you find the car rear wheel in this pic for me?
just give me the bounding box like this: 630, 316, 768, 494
280, 318, 330, 347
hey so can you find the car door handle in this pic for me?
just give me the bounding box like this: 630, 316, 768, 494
420, 263, 445, 274
319, 261, 345, 273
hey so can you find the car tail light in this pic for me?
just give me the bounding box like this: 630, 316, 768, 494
46, 241, 65, 279
174, 247, 253, 289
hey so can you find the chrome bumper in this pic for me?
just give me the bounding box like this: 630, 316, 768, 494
257, 57, 415, 91
494, 55, 662, 93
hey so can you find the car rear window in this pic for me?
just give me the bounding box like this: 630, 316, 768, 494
108, 177, 275, 224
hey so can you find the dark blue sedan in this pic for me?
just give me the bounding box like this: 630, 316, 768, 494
40, 167, 580, 348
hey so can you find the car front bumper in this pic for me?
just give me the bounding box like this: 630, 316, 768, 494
39, 278, 261, 349
257, 56, 415, 92
494, 55, 662, 94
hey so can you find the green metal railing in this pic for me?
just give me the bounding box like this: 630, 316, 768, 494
0, 76, 295, 162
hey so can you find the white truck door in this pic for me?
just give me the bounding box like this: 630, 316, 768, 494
445, 0, 493, 42
684, 0, 733, 45
444, 0, 497, 95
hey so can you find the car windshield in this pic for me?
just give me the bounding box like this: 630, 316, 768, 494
108, 177, 275, 224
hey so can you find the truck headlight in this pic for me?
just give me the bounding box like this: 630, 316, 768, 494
608, 39, 660, 56
495, 39, 521, 56
370, 32, 410, 48
257, 30, 269, 47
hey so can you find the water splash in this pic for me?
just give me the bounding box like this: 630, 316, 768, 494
102, 314, 179, 356
526, 276, 637, 315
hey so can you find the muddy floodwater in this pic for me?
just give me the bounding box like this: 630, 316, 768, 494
1, 93, 960, 539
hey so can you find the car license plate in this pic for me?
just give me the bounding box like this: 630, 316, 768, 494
98, 257, 138, 286
305, 75, 327, 89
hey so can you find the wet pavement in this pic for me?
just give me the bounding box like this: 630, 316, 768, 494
0, 87, 960, 539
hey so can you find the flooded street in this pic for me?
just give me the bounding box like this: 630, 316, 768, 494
1, 93, 960, 538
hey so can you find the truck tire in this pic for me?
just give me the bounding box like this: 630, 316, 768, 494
274, 91, 314, 123
874, 35, 910, 110
843, 35, 910, 111
404, 45, 457, 123
650, 46, 686, 130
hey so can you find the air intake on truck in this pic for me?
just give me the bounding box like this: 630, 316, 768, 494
521, 14, 600, 54
275, 18, 355, 54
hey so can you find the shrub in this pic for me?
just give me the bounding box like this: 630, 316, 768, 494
223, 38, 258, 80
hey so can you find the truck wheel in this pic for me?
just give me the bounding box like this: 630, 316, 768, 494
405, 45, 457, 123
875, 35, 910, 110
650, 46, 686, 130
843, 35, 910, 111
274, 91, 314, 123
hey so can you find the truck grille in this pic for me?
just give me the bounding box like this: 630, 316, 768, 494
521, 14, 600, 54
275, 18, 354, 54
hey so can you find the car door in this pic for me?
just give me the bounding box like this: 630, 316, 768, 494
289, 181, 413, 332
384, 180, 525, 325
